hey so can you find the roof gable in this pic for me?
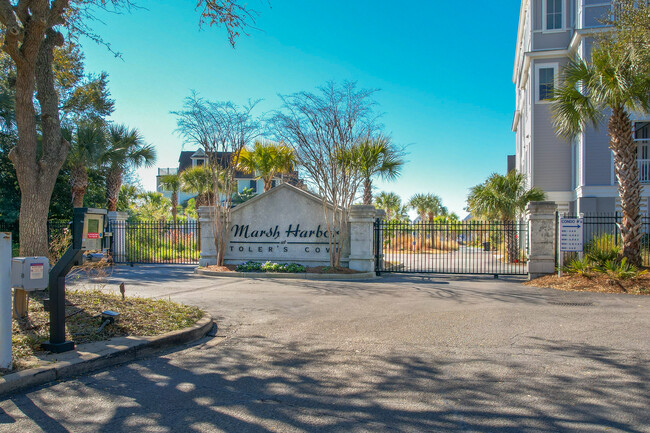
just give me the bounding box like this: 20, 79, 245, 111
232, 183, 334, 214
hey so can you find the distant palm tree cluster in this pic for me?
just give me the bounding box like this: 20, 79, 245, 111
374, 191, 458, 223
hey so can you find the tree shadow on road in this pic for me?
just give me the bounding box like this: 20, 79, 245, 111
6, 336, 649, 432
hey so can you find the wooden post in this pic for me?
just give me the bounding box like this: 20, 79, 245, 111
13, 289, 28, 319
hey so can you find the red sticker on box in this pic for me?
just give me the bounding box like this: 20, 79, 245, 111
87, 233, 99, 239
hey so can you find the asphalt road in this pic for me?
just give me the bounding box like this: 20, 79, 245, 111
1, 265, 649, 432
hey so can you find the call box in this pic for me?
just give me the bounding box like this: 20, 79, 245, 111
81, 208, 107, 251
12, 257, 50, 291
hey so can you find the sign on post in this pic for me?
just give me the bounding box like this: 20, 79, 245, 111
558, 217, 584, 277
559, 217, 584, 252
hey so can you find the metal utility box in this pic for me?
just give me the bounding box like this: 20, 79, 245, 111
81, 208, 107, 251
12, 257, 50, 291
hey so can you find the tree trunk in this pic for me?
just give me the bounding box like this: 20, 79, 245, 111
363, 178, 372, 205
106, 167, 123, 212
263, 177, 273, 192
504, 220, 519, 263
609, 106, 642, 266
171, 191, 178, 224
7, 30, 68, 318
70, 164, 88, 208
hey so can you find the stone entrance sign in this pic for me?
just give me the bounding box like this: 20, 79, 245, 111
199, 183, 352, 267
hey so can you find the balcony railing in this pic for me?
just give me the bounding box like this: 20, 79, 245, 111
158, 168, 178, 176
639, 159, 650, 183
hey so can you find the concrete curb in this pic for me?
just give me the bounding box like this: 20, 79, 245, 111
195, 268, 378, 280
0, 313, 213, 398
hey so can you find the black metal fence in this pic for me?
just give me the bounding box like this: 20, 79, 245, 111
558, 213, 650, 267
375, 220, 529, 275
108, 220, 200, 264
0, 220, 71, 254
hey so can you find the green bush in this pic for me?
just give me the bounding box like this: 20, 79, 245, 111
595, 257, 647, 280
236, 261, 306, 273
585, 233, 621, 256
586, 248, 620, 268
564, 257, 591, 276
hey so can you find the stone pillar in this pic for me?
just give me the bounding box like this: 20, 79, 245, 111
526, 201, 557, 279
198, 206, 217, 267
348, 205, 378, 272
107, 211, 128, 263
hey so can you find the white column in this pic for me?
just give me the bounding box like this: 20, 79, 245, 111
198, 206, 217, 267
348, 205, 378, 272
0, 232, 12, 370
526, 201, 557, 279
107, 211, 128, 263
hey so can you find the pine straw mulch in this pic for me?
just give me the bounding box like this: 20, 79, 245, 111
525, 273, 650, 295
8, 289, 204, 373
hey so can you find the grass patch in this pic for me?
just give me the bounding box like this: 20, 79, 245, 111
9, 289, 203, 372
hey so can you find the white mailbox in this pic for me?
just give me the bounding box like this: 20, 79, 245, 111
12, 257, 50, 291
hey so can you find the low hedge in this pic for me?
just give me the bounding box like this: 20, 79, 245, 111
236, 261, 306, 273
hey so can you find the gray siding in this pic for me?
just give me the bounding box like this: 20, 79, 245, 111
584, 122, 611, 186
531, 0, 573, 49
533, 31, 572, 50
578, 197, 615, 214
533, 103, 572, 191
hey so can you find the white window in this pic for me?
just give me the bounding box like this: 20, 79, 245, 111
544, 0, 563, 30
535, 64, 557, 102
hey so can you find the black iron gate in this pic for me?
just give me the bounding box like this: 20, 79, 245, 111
374, 220, 528, 275
108, 220, 200, 264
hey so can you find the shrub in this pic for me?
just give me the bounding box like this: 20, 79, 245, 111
595, 257, 647, 280
586, 233, 621, 256
564, 257, 591, 276
235, 261, 306, 273
587, 247, 620, 268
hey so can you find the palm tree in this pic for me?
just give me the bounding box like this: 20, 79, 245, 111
408, 193, 429, 223
116, 184, 139, 213
159, 173, 182, 223
423, 194, 444, 222
181, 165, 215, 207
551, 45, 650, 266
467, 171, 545, 262
375, 191, 402, 220
347, 136, 404, 205
236, 140, 297, 192
103, 124, 156, 212
65, 122, 105, 208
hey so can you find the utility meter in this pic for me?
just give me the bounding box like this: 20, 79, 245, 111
12, 257, 50, 291
81, 208, 107, 251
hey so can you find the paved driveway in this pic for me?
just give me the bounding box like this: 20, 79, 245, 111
1, 265, 649, 432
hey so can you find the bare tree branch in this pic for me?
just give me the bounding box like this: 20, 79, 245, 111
271, 81, 381, 267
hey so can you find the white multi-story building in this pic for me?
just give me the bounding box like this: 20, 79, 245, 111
513, 0, 650, 214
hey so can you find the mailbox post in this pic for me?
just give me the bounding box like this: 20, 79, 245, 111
42, 208, 107, 353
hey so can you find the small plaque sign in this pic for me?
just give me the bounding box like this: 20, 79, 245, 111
560, 218, 583, 252
87, 233, 99, 239
30, 263, 44, 280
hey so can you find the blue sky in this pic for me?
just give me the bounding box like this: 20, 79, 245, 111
80, 1, 521, 217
